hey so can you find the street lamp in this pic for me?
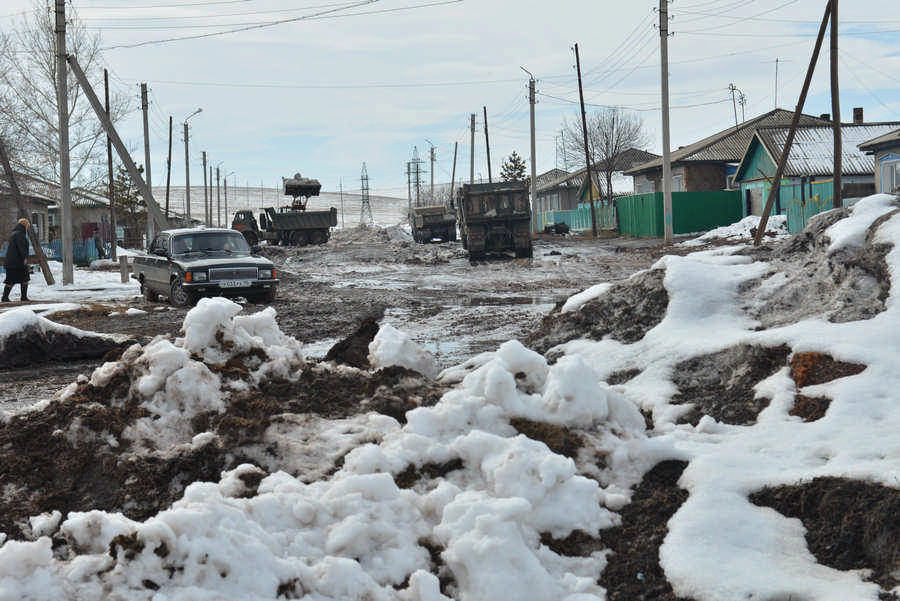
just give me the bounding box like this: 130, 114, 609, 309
424, 137, 435, 202
215, 161, 223, 227
183, 108, 202, 225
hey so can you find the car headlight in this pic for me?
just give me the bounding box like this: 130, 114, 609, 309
188, 271, 207, 282
258, 268, 275, 279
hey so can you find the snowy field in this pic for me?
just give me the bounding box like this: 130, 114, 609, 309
0, 196, 897, 600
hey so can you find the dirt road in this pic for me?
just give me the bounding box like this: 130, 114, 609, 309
4, 232, 679, 409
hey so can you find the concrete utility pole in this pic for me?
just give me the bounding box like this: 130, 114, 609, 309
224, 171, 233, 226
165, 116, 172, 218
183, 108, 201, 224
574, 43, 597, 238
140, 83, 153, 241
659, 0, 674, 243
104, 70, 116, 261
67, 55, 167, 235
0, 139, 54, 284
469, 113, 476, 184
754, 0, 834, 246
523, 66, 537, 230
450, 141, 458, 206
202, 151, 209, 225
831, 0, 842, 209
216, 167, 221, 227
426, 140, 435, 202
55, 0, 73, 283
483, 106, 493, 183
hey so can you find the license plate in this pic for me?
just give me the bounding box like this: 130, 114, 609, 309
219, 279, 252, 288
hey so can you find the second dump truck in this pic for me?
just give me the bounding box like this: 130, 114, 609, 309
456, 181, 532, 260
232, 173, 338, 246
409, 205, 457, 243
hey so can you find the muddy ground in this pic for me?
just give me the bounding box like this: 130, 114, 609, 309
4, 234, 680, 409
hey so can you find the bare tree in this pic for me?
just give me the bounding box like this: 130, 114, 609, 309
561, 108, 648, 203
0, 1, 132, 188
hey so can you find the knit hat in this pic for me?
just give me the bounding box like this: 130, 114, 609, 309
17, 218, 29, 228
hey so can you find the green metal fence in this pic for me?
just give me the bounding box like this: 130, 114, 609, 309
755, 179, 859, 233
534, 203, 616, 232
615, 190, 742, 238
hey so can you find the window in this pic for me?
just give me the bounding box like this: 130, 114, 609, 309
883, 161, 900, 193
672, 174, 685, 192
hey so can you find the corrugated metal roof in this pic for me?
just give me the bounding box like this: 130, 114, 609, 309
539, 148, 658, 193
757, 123, 900, 176
0, 171, 57, 203
858, 127, 900, 152
624, 109, 831, 174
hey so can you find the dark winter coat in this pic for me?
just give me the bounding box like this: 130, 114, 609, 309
4, 223, 30, 284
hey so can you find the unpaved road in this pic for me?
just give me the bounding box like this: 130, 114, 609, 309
4, 233, 682, 409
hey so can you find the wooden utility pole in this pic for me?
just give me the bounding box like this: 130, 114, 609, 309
450, 141, 458, 206
165, 116, 172, 218
55, 0, 73, 283
754, 0, 833, 246
0, 139, 54, 284
183, 121, 191, 224
483, 106, 492, 183
202, 151, 209, 225
67, 55, 167, 234
469, 113, 476, 184
429, 144, 435, 202
659, 0, 674, 243
104, 69, 116, 261
831, 0, 842, 209
140, 83, 153, 242
525, 69, 537, 229
575, 43, 597, 238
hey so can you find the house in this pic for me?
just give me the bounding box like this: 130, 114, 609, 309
733, 121, 900, 217
0, 171, 55, 244
48, 188, 115, 244
535, 148, 659, 213
858, 127, 900, 194
624, 109, 831, 194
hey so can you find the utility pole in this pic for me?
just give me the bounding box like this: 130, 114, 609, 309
831, 0, 842, 209
140, 83, 153, 241
775, 58, 780, 108
574, 42, 597, 238
201, 151, 209, 225
523, 67, 537, 229
659, 0, 674, 243
729, 83, 740, 129
450, 141, 458, 206
165, 116, 172, 218
406, 161, 412, 214
216, 167, 221, 227
104, 70, 116, 261
55, 0, 73, 283
429, 144, 435, 202
469, 113, 476, 184
755, 0, 833, 246
223, 173, 229, 226
483, 106, 492, 183
183, 108, 201, 224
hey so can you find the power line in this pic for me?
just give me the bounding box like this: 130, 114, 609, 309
114, 76, 522, 89
101, 0, 463, 49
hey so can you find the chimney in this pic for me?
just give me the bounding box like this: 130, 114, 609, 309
853, 107, 864, 124
820, 114, 831, 121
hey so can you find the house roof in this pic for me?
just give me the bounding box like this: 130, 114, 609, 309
534, 168, 569, 188
538, 148, 658, 194
738, 122, 900, 179
0, 171, 57, 205
858, 127, 900, 153
624, 109, 831, 175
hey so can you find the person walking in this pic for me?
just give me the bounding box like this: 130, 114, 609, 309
2, 218, 31, 302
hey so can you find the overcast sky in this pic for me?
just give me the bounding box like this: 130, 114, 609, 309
2, 0, 899, 198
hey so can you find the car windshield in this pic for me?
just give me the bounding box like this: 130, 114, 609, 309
172, 232, 250, 255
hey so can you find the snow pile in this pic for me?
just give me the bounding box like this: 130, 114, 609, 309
1, 196, 900, 600
560, 283, 611, 313
369, 323, 438, 378
679, 214, 788, 247
329, 224, 397, 246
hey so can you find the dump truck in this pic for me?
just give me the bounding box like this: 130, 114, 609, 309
231, 173, 338, 246
409, 205, 457, 243
456, 181, 532, 260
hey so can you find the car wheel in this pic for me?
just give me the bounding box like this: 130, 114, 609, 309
170, 277, 197, 307
140, 277, 159, 302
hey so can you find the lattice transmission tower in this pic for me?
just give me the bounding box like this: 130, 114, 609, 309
360, 162, 373, 226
